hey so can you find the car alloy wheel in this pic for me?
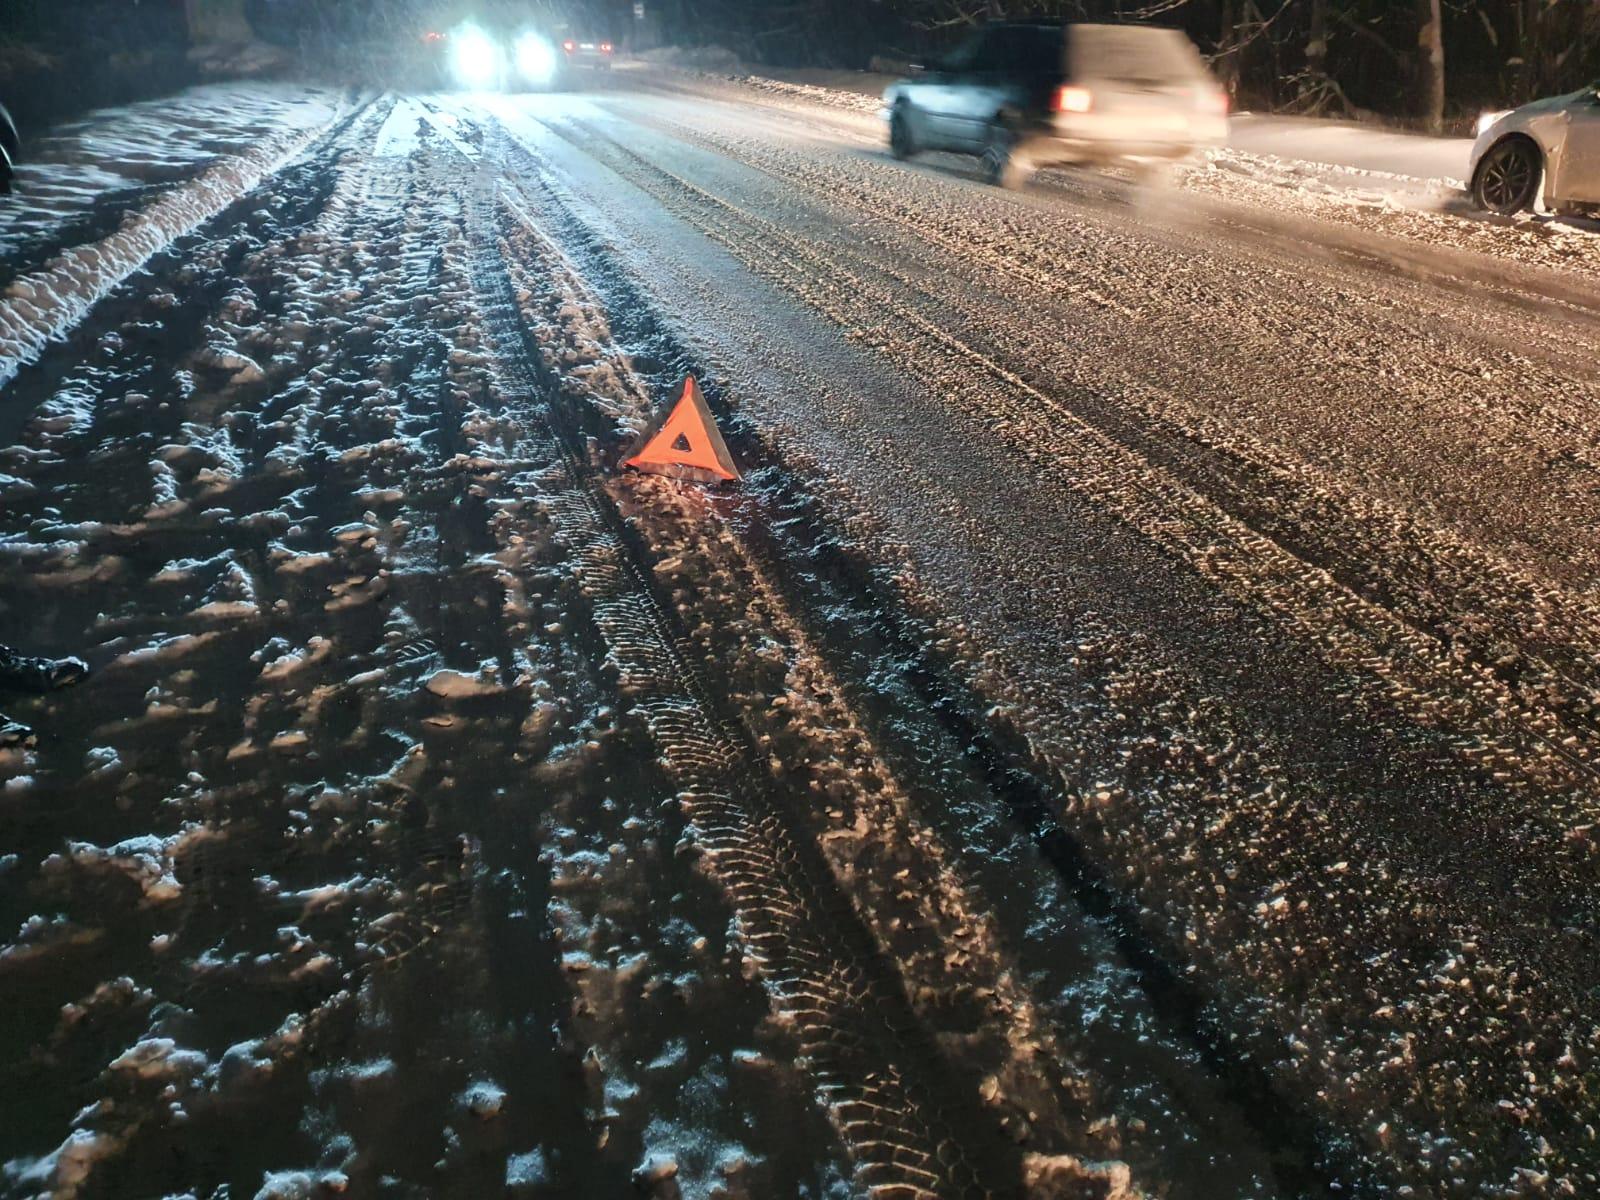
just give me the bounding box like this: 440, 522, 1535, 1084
1474, 138, 1540, 215
982, 124, 1023, 189
889, 108, 914, 160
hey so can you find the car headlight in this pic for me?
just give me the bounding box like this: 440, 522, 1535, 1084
1475, 109, 1511, 137
450, 24, 502, 90
515, 33, 557, 83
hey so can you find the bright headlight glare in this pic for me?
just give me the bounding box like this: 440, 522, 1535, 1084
1476, 110, 1510, 137
515, 33, 557, 82
450, 25, 501, 90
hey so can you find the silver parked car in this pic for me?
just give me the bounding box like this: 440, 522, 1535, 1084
1470, 84, 1600, 214
882, 22, 1228, 188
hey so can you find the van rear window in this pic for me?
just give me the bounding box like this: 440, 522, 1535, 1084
1072, 26, 1204, 84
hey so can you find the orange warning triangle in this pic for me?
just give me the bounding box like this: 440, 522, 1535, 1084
623, 375, 740, 484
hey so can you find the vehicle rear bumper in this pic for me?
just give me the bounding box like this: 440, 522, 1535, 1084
1027, 115, 1227, 165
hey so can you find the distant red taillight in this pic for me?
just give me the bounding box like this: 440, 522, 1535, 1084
600, 42, 613, 53
563, 40, 575, 51
1053, 85, 1092, 114
422, 30, 444, 43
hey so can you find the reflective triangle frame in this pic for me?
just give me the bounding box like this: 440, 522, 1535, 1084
622, 375, 741, 484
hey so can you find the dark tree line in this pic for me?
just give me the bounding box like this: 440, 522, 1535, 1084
6, 0, 1597, 130
652, 0, 1600, 130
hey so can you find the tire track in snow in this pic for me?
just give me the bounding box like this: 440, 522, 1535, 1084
486, 105, 1600, 1195
0, 99, 582, 1198
623, 110, 1600, 793
637, 66, 1600, 292
486, 157, 1225, 1196
0, 95, 369, 390
528, 111, 1600, 823
442, 121, 1162, 1196
624, 91, 1600, 511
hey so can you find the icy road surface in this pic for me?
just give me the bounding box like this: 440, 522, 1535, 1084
2, 72, 1599, 1200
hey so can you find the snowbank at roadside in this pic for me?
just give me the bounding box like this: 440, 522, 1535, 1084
188, 40, 292, 80
632, 47, 890, 114
635, 45, 745, 72
1206, 144, 1462, 209
1206, 114, 1472, 212
0, 85, 348, 389
730, 73, 884, 114
1227, 113, 1470, 182
0, 84, 344, 268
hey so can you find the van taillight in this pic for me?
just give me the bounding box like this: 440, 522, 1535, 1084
1053, 86, 1092, 114
1197, 87, 1229, 116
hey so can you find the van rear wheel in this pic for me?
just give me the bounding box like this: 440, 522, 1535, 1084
982, 123, 1026, 189
889, 107, 915, 160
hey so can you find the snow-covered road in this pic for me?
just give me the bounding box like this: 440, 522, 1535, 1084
2, 71, 1598, 1200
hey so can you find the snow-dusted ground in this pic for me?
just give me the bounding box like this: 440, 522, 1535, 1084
1225, 113, 1471, 181
2, 66, 1599, 1200
0, 84, 350, 392
639, 54, 1600, 249
0, 84, 346, 274
634, 51, 1476, 177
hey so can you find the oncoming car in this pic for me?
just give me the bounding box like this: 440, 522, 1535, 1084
425, 21, 563, 91
1469, 84, 1600, 215
883, 21, 1228, 188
